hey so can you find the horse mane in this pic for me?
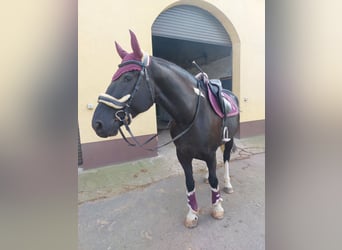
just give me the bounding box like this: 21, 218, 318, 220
152, 57, 198, 87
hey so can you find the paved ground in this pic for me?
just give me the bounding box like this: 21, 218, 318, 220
78, 132, 264, 250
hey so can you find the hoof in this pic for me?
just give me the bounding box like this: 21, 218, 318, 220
211, 201, 224, 220
223, 187, 234, 194
184, 216, 198, 228
184, 209, 199, 228
211, 209, 224, 220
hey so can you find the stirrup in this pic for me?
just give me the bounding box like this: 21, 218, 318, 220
222, 126, 231, 142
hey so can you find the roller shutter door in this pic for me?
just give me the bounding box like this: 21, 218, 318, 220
152, 5, 231, 46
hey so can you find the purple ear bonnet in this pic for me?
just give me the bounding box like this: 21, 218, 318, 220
112, 30, 144, 81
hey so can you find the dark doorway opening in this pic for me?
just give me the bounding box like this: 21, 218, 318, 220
220, 76, 232, 91
152, 36, 230, 68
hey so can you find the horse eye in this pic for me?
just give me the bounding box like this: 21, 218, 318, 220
123, 75, 132, 82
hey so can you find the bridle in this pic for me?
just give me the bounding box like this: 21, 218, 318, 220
98, 53, 153, 123
97, 54, 201, 151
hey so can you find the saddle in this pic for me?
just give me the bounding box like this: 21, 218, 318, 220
206, 79, 239, 118
195, 72, 239, 142
206, 79, 239, 142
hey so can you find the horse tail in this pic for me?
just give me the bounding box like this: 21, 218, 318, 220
232, 141, 237, 152
220, 140, 237, 153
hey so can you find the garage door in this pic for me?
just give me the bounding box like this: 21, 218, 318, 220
152, 5, 231, 46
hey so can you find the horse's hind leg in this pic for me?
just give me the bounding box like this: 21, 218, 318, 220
223, 138, 234, 194
206, 154, 224, 220
203, 171, 209, 184
177, 150, 199, 228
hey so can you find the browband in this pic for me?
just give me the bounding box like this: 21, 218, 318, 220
118, 60, 143, 68
118, 53, 150, 68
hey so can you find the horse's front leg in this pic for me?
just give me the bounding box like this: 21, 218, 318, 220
177, 150, 198, 228
206, 154, 224, 220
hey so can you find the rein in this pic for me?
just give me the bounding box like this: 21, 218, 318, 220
98, 56, 201, 151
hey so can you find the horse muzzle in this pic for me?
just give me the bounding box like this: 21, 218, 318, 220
92, 119, 120, 138
92, 109, 133, 138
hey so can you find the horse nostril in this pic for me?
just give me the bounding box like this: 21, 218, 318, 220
94, 120, 103, 130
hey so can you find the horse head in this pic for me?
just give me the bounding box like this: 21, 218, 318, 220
92, 30, 154, 138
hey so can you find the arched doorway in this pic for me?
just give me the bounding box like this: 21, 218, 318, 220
152, 5, 233, 129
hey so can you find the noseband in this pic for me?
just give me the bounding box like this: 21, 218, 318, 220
98, 54, 153, 120
97, 55, 201, 151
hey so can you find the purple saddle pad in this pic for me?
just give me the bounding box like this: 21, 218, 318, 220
207, 85, 239, 118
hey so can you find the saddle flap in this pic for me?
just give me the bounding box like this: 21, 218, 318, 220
208, 79, 222, 97
207, 84, 239, 118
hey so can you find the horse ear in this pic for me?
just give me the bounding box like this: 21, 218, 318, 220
115, 41, 128, 59
129, 30, 143, 58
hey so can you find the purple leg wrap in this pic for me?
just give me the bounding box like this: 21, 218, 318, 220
187, 192, 198, 211
212, 189, 221, 204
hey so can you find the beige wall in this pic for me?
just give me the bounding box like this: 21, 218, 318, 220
79, 0, 265, 144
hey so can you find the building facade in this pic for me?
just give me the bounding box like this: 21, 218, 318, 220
79, 0, 265, 169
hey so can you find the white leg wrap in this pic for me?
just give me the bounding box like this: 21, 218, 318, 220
184, 205, 199, 228
186, 206, 198, 221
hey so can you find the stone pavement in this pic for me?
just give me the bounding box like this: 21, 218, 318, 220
78, 133, 264, 250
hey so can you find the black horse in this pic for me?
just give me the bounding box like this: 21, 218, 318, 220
92, 30, 239, 228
